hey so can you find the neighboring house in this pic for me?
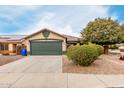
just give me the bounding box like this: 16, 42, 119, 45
62, 34, 81, 47
0, 36, 24, 55
0, 28, 80, 55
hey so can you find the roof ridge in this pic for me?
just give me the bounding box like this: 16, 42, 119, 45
22, 28, 67, 40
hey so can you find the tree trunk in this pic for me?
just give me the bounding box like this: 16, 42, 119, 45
103, 45, 109, 54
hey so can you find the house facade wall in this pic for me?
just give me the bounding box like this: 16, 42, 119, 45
8, 44, 13, 52
22, 32, 67, 52
0, 43, 18, 55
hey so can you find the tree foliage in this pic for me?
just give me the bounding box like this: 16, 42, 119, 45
81, 18, 122, 45
120, 24, 124, 43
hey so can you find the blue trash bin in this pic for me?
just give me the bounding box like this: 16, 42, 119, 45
21, 48, 27, 56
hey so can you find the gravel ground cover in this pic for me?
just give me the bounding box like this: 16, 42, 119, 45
63, 54, 124, 74
0, 55, 23, 66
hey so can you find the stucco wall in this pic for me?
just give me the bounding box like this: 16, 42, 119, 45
8, 44, 13, 51
22, 32, 66, 52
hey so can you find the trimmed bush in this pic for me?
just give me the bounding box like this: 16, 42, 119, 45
66, 44, 80, 61
88, 43, 104, 56
96, 45, 104, 55
66, 44, 103, 66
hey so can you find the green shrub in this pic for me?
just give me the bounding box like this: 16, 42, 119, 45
109, 44, 118, 49
88, 43, 104, 56
97, 45, 104, 55
66, 44, 101, 66
66, 44, 80, 60
96, 45, 104, 55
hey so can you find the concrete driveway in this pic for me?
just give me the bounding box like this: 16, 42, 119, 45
0, 56, 124, 88
0, 73, 124, 88
0, 56, 62, 73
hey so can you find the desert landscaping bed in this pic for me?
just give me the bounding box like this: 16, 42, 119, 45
0, 55, 24, 66
63, 54, 124, 74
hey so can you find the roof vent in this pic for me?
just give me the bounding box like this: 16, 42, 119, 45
42, 29, 50, 39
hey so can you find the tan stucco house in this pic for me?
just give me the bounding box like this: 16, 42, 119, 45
0, 28, 80, 55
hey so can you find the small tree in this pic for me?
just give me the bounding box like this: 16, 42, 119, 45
81, 18, 122, 54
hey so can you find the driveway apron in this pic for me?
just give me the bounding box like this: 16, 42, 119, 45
0, 56, 62, 73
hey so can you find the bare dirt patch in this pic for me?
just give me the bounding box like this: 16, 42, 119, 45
0, 55, 24, 66
63, 55, 124, 74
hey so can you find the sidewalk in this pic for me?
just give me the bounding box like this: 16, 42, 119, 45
0, 73, 124, 88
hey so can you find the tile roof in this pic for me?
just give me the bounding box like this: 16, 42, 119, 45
0, 30, 80, 42
62, 34, 80, 41
0, 34, 80, 42
0, 35, 27, 40
0, 35, 25, 43
0, 38, 21, 43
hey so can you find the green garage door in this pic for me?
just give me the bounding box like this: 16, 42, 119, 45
30, 40, 62, 55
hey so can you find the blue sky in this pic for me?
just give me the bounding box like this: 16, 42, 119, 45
0, 5, 124, 36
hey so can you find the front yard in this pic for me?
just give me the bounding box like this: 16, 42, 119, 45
0, 55, 23, 66
1, 54, 124, 74
63, 54, 124, 74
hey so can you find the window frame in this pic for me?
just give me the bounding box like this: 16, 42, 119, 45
0, 43, 9, 50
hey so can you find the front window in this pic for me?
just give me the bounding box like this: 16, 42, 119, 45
0, 44, 8, 50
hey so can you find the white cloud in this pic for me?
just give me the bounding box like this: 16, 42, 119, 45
15, 6, 118, 37
16, 12, 76, 36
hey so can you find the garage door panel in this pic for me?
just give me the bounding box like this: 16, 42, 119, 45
30, 41, 62, 55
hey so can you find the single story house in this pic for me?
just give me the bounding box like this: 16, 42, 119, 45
0, 28, 81, 55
